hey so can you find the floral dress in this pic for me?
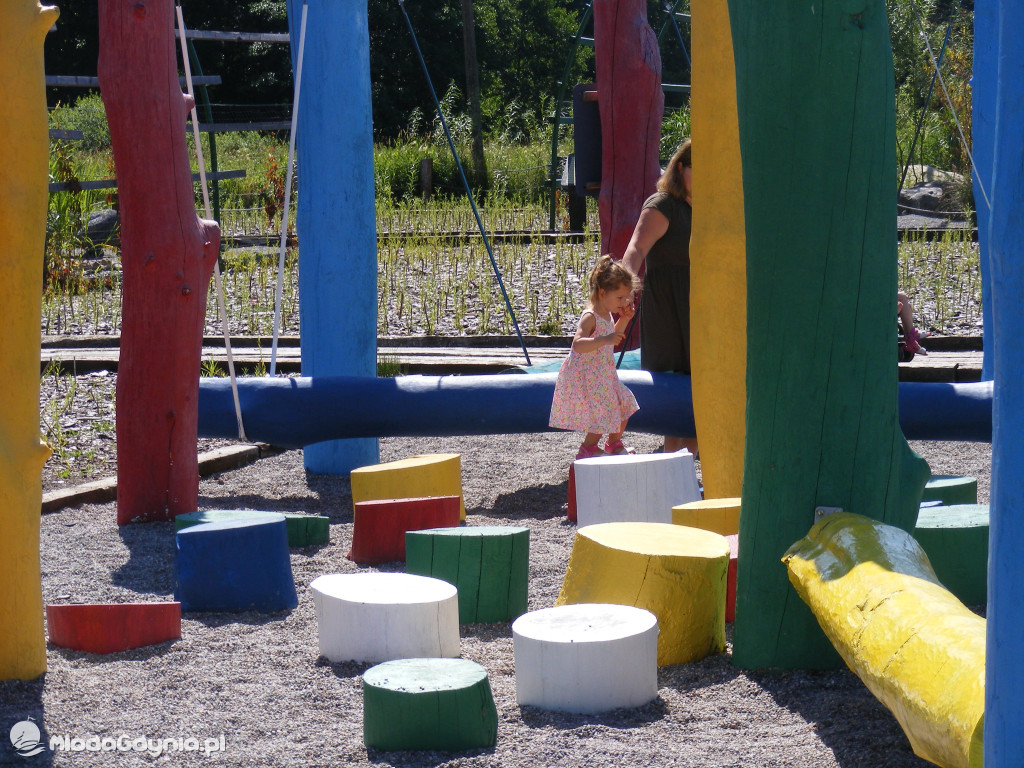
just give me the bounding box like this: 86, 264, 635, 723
549, 310, 639, 434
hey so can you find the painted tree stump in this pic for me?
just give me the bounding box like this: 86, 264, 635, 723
363, 658, 498, 751
913, 504, 989, 606
672, 497, 741, 536
310, 573, 459, 663
348, 496, 460, 564
175, 517, 298, 612
573, 451, 701, 529
786, 513, 984, 768
557, 522, 728, 665
175, 509, 329, 548
512, 603, 658, 713
351, 454, 464, 521
920, 475, 978, 508
567, 463, 577, 523
405, 526, 529, 623
725, 534, 738, 623
46, 603, 181, 654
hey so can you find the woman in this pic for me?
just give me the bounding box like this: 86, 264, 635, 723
622, 140, 697, 455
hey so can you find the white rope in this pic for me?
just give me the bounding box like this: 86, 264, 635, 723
176, 5, 249, 442
270, 2, 307, 377
911, 0, 991, 213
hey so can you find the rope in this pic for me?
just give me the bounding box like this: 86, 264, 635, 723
270, 2, 306, 377
397, 0, 532, 366
663, 1, 691, 70
176, 6, 248, 443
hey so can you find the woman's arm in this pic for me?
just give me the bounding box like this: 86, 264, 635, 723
621, 207, 670, 276
571, 311, 622, 353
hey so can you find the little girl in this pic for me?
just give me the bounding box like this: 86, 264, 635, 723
549, 255, 641, 459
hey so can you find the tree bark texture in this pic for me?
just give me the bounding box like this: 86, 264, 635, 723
593, 0, 663, 261
688, 0, 746, 500
0, 0, 58, 681
98, 0, 219, 524
983, 2, 1024, 763
286, 0, 379, 475
728, 0, 928, 669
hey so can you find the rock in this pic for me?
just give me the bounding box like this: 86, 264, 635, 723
79, 209, 120, 247
898, 182, 946, 213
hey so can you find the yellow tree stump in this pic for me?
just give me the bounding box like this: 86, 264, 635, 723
556, 522, 729, 665
0, 0, 58, 681
350, 454, 463, 521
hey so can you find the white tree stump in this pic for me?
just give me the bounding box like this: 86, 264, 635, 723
574, 451, 701, 528
512, 603, 658, 713
310, 573, 459, 663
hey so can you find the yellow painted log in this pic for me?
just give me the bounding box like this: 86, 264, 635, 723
350, 454, 464, 521
556, 522, 729, 665
688, 0, 746, 500
0, 0, 58, 681
784, 513, 984, 768
672, 497, 740, 536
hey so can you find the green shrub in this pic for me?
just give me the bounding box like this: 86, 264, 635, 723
49, 93, 111, 152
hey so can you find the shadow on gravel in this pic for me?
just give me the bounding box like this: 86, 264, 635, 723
749, 667, 929, 768
112, 522, 176, 596
367, 745, 497, 765
519, 696, 669, 730
185, 609, 295, 629
475, 481, 569, 521
47, 638, 180, 665
0, 675, 54, 767
317, 657, 374, 680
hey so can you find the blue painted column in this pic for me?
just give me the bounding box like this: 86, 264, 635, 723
985, 1, 1024, 764
972, 0, 995, 381
286, 0, 379, 474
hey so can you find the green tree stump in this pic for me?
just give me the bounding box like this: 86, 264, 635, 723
405, 526, 529, 623
921, 475, 978, 508
175, 509, 329, 548
363, 658, 498, 752
914, 504, 989, 606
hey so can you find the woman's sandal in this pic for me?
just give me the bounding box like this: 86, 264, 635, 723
576, 443, 607, 460
604, 438, 636, 455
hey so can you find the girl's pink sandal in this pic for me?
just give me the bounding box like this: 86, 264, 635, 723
576, 443, 607, 459
604, 439, 636, 455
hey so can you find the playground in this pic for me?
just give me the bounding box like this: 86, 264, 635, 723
1, 431, 988, 767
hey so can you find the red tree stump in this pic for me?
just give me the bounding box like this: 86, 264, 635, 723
98, 0, 219, 524
594, 0, 663, 262
348, 496, 461, 564
567, 463, 577, 523
726, 534, 738, 623
46, 603, 181, 654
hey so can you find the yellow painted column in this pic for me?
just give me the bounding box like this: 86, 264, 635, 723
688, 0, 746, 499
0, 0, 58, 680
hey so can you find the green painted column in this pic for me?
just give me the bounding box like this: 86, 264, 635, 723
728, 0, 929, 669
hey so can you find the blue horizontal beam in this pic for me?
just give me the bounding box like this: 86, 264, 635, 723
197, 374, 991, 448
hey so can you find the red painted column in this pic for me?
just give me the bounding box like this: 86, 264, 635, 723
99, 0, 219, 524
593, 0, 664, 261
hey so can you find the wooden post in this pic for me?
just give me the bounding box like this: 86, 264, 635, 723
0, 0, 58, 681
98, 0, 220, 524
984, 2, 1024, 762
593, 0, 663, 261
461, 0, 488, 194
688, 0, 746, 500
728, 0, 928, 669
286, 0, 379, 476
419, 157, 434, 199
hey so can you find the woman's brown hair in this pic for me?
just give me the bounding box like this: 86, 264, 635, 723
656, 139, 691, 200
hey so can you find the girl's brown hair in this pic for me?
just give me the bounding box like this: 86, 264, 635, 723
588, 255, 640, 307
656, 139, 691, 199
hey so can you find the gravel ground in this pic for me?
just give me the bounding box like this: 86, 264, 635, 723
2, 430, 990, 767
